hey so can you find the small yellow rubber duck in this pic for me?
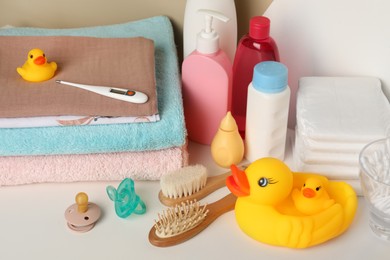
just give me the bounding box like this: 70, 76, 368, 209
17, 48, 57, 82
226, 157, 357, 248
292, 177, 335, 215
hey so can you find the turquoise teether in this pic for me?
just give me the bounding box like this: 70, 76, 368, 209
106, 178, 146, 218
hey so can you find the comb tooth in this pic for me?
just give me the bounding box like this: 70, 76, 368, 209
185, 183, 192, 196
182, 185, 188, 197
165, 189, 172, 199
163, 182, 172, 198
194, 182, 200, 193
176, 186, 183, 198
172, 188, 177, 198
201, 176, 207, 188
181, 185, 187, 198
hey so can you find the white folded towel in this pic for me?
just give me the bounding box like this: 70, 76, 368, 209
294, 158, 360, 180
295, 128, 372, 154
297, 77, 390, 142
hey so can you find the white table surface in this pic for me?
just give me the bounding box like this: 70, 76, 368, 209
1, 134, 389, 260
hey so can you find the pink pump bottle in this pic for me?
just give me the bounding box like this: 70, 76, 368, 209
182, 9, 232, 145
231, 16, 279, 138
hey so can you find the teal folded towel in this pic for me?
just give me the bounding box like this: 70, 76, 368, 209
0, 16, 186, 156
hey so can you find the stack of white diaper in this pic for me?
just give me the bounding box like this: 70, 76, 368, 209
294, 77, 390, 194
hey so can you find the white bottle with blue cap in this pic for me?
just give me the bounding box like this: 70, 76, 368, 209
245, 61, 290, 162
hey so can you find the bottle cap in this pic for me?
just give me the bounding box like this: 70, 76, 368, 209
249, 16, 270, 40
196, 9, 230, 54
252, 61, 288, 93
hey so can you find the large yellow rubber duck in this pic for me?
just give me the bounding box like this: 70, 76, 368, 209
226, 157, 357, 249
292, 177, 335, 215
17, 48, 57, 82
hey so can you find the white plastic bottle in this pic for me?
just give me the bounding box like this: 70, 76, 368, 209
182, 9, 232, 145
245, 61, 290, 162
183, 0, 237, 62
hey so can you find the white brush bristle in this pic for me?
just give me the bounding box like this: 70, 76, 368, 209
154, 200, 208, 238
160, 164, 208, 199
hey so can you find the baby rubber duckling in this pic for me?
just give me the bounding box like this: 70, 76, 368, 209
292, 177, 335, 215
17, 48, 57, 82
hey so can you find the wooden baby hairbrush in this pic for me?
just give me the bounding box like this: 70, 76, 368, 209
159, 164, 247, 206
149, 193, 236, 247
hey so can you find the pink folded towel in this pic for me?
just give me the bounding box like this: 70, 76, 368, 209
0, 145, 188, 186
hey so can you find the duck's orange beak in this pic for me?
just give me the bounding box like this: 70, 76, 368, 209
302, 188, 315, 198
34, 56, 46, 65
226, 164, 250, 197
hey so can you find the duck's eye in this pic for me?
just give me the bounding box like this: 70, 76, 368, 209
258, 177, 269, 187
316, 186, 321, 191
258, 177, 278, 187
43, 53, 45, 57
303, 183, 306, 187
30, 55, 33, 59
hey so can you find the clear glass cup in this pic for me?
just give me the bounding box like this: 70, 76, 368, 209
359, 137, 390, 240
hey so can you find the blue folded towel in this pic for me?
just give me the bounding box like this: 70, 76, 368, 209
0, 16, 187, 156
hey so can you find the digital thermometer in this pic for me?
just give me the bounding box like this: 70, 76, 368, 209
56, 80, 148, 104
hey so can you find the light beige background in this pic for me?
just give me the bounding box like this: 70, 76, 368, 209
0, 0, 272, 61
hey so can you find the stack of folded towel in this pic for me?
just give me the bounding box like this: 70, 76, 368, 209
294, 77, 390, 194
0, 16, 188, 185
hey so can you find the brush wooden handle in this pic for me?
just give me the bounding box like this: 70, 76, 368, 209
158, 165, 247, 206
149, 193, 237, 247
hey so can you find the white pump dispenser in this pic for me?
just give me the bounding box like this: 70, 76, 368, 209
196, 9, 230, 54
183, 0, 237, 62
